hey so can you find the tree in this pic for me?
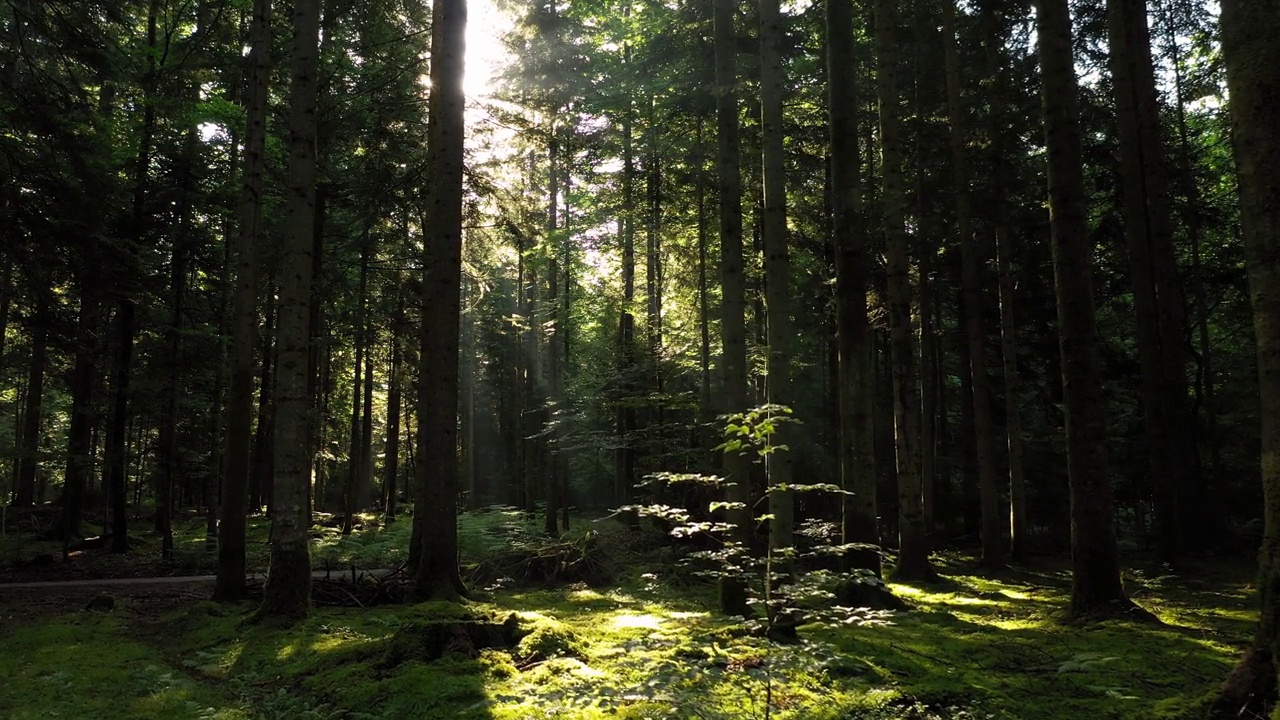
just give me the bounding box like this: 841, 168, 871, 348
876, 0, 932, 581
944, 0, 1003, 568
1106, 0, 1197, 561
215, 0, 271, 603
258, 0, 322, 620
1215, 0, 1280, 710
715, 0, 752, 615
412, 0, 468, 601
827, 0, 878, 575
1033, 0, 1131, 615
760, 0, 793, 564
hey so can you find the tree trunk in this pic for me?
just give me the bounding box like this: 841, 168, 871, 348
760, 0, 793, 561
344, 237, 370, 535
615, 34, 638, 523
62, 264, 100, 540
412, 0, 468, 601
944, 0, 1003, 567
1107, 0, 1197, 560
1034, 0, 1131, 614
384, 291, 403, 524
716, 0, 751, 615
259, 0, 321, 621
15, 303, 48, 508
1214, 0, 1280, 711
216, 0, 270, 603
877, 0, 933, 581
546, 126, 561, 537
106, 300, 134, 555
997, 228, 1028, 560
250, 285, 276, 513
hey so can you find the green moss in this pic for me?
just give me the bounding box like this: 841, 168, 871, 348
0, 615, 249, 720
514, 613, 586, 660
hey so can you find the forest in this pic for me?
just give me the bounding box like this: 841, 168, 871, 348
1, 0, 1278, 717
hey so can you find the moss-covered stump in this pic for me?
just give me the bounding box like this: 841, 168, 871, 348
380, 613, 522, 668
836, 576, 909, 612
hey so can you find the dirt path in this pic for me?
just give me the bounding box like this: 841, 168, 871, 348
0, 567, 393, 590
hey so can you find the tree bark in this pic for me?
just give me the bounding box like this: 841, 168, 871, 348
877, 0, 933, 581
1215, 0, 1280, 711
715, 0, 752, 615
344, 237, 370, 534
944, 0, 1004, 567
760, 0, 793, 561
997, 227, 1028, 560
412, 0, 468, 601
15, 302, 48, 509
216, 0, 270, 603
1107, 0, 1197, 560
1034, 0, 1131, 615
259, 0, 321, 621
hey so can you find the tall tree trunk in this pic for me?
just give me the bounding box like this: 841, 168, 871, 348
1034, 0, 1131, 614
877, 0, 932, 581
615, 32, 638, 522
695, 119, 713, 465
546, 127, 562, 537
1107, 0, 1197, 559
344, 237, 370, 535
61, 263, 100, 539
259, 0, 321, 620
760, 0, 793, 561
996, 228, 1028, 560
1161, 5, 1219, 484
412, 0, 468, 601
1215, 0, 1280, 710
361, 323, 375, 510
250, 286, 276, 513
216, 0, 271, 603
944, 0, 1004, 567
384, 290, 403, 523
716, 0, 751, 615
106, 300, 134, 555
15, 303, 48, 508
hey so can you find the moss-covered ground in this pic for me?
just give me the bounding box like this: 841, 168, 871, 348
0, 517, 1257, 719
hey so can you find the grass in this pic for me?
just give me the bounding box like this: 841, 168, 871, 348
0, 519, 1257, 720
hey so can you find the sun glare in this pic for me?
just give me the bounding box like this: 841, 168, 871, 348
464, 0, 512, 100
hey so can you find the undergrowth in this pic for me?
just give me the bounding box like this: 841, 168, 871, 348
1, 538, 1253, 720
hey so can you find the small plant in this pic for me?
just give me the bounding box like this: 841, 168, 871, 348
620, 404, 893, 719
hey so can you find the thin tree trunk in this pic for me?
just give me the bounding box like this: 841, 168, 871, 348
384, 291, 403, 524
545, 123, 561, 536
15, 303, 48, 508
344, 237, 370, 535
250, 285, 276, 513
1034, 0, 1131, 614
760, 0, 793, 561
61, 262, 100, 540
996, 227, 1028, 560
259, 0, 321, 620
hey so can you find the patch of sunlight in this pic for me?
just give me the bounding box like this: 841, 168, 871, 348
612, 613, 665, 630
667, 611, 709, 620
987, 617, 1050, 631
277, 644, 297, 662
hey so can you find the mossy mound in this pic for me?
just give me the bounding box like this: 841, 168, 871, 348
380, 612, 523, 667
514, 614, 585, 661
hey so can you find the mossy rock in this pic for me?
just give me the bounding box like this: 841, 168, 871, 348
380, 613, 523, 668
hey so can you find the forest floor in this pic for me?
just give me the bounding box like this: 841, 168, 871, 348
0, 510, 1257, 720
